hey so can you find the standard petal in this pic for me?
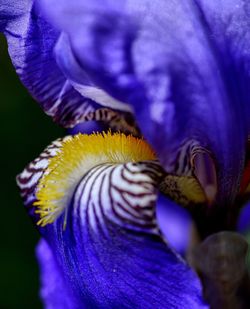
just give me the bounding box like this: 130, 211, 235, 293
37, 0, 250, 205
195, 0, 250, 134
54, 33, 133, 114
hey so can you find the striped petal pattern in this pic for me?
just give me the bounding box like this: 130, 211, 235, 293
75, 108, 140, 137
71, 161, 163, 234
16, 137, 70, 209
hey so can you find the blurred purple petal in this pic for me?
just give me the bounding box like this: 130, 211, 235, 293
237, 201, 250, 232
68, 121, 106, 135
156, 194, 193, 256
37, 0, 250, 205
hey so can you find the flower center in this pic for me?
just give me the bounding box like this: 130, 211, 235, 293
34, 132, 156, 227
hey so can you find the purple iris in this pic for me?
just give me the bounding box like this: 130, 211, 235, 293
2, 0, 250, 308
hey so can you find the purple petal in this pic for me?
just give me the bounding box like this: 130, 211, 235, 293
38, 162, 206, 308
156, 194, 193, 256
41, 224, 206, 308
68, 121, 106, 136
237, 201, 250, 232
1, 1, 104, 128
2, 3, 136, 130
36, 239, 79, 308
17, 137, 206, 307
0, 0, 30, 31
37, 0, 250, 205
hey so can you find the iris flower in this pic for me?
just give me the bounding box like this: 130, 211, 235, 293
2, 0, 250, 308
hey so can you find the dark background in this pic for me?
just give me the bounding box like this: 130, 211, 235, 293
0, 34, 64, 308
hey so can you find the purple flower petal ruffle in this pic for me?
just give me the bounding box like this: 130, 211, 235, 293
37, 0, 250, 205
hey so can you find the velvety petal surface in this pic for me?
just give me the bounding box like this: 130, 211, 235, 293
36, 163, 206, 308
37, 0, 250, 205
36, 239, 79, 309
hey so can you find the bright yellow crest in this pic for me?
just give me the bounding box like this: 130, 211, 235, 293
34, 132, 156, 227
